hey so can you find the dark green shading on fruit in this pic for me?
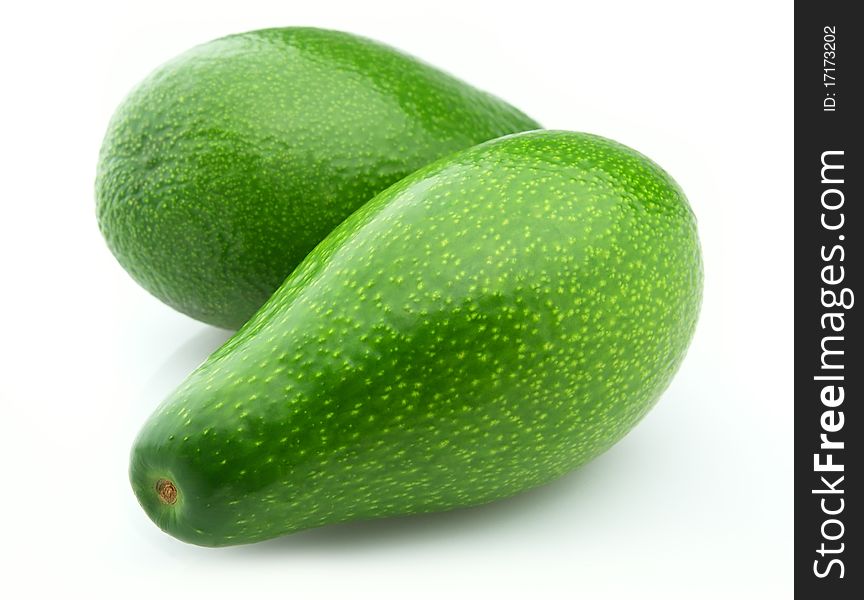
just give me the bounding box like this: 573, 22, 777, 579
96, 27, 539, 329
130, 130, 703, 546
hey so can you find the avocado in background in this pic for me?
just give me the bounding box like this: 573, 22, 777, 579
96, 27, 539, 328
130, 130, 703, 546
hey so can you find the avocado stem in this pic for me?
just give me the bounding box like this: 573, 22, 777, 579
156, 479, 178, 505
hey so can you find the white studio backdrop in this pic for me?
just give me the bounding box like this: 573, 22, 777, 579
0, 1, 792, 598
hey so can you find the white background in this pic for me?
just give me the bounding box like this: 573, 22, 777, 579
0, 1, 792, 597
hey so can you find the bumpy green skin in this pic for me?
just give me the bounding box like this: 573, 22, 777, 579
131, 131, 703, 546
96, 27, 539, 329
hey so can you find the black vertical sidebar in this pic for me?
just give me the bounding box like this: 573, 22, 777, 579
795, 2, 860, 597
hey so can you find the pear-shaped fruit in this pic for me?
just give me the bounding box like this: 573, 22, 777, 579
131, 130, 702, 546
96, 27, 539, 328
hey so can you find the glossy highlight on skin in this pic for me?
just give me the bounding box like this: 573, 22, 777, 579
130, 130, 703, 547
95, 27, 539, 329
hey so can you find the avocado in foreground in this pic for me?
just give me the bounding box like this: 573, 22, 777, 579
130, 130, 703, 546
96, 27, 539, 329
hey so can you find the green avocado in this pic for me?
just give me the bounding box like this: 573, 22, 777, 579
96, 27, 539, 329
130, 130, 703, 546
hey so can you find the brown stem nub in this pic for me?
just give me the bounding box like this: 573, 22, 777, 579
156, 479, 178, 505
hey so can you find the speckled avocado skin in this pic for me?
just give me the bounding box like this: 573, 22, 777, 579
130, 130, 703, 546
96, 27, 539, 329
